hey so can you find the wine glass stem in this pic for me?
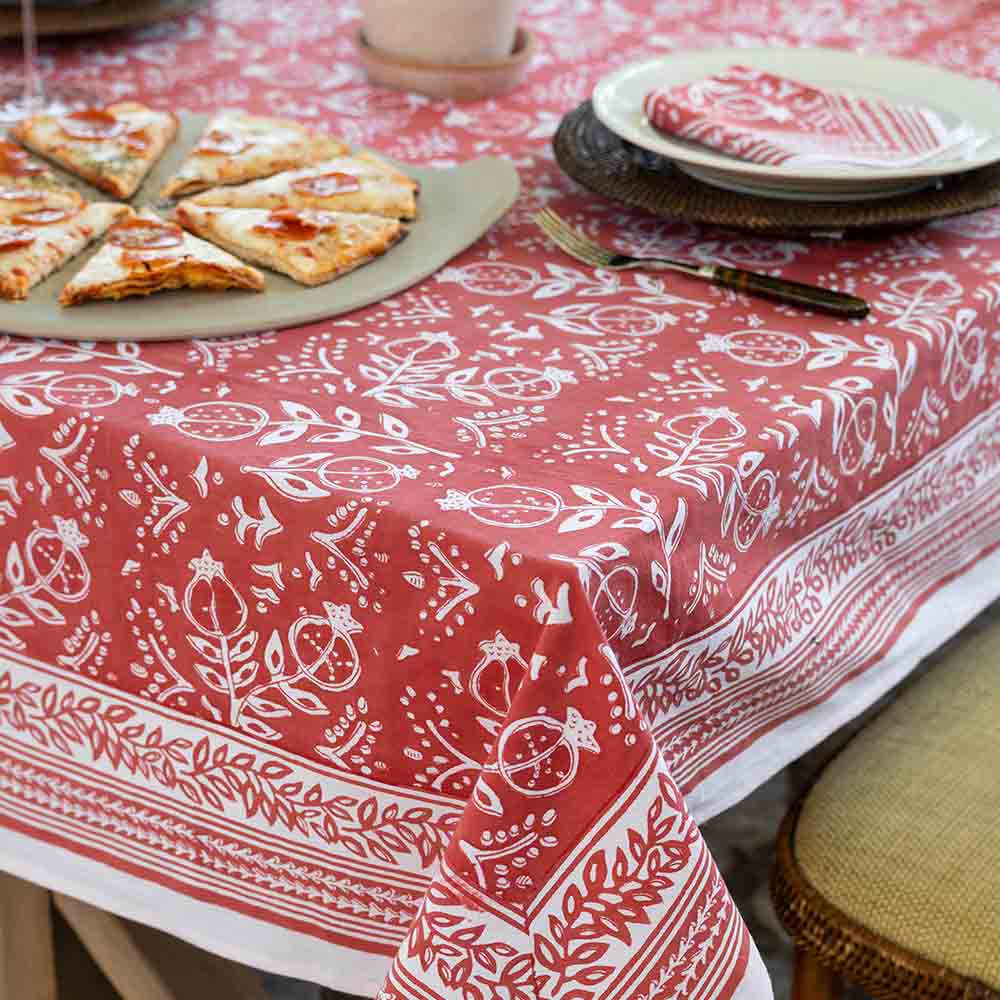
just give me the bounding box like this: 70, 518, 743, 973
21, 0, 43, 112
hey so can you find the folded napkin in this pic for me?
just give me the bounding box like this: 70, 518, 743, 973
643, 65, 979, 169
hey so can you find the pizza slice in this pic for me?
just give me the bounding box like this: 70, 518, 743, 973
174, 203, 405, 286
185, 152, 419, 219
11, 101, 178, 199
159, 110, 350, 200
60, 210, 265, 306
0, 200, 128, 301
0, 139, 85, 213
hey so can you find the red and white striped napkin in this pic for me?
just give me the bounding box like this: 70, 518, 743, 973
643, 65, 978, 169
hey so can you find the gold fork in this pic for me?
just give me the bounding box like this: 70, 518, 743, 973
534, 208, 869, 319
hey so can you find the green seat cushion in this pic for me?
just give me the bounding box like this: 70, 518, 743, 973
794, 620, 1000, 989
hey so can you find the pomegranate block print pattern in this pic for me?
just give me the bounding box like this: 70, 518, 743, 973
2, 2, 1000, 1000
643, 65, 977, 167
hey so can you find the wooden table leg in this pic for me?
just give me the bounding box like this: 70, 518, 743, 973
791, 948, 842, 1000
0, 872, 58, 1000
53, 894, 178, 1000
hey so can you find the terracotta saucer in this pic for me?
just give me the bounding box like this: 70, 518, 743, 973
356, 26, 534, 102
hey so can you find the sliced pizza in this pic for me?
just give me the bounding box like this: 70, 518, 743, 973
11, 101, 178, 199
0, 200, 128, 301
174, 203, 405, 287
159, 110, 349, 200
60, 210, 265, 306
184, 152, 419, 219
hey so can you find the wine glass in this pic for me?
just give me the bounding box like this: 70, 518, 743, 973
0, 0, 96, 125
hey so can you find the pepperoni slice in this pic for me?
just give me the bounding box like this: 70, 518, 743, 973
108, 219, 185, 250
291, 171, 362, 197
125, 129, 150, 151
0, 225, 37, 251
252, 209, 335, 241
0, 141, 44, 177
59, 108, 126, 141
11, 207, 75, 226
0, 186, 44, 202
196, 130, 249, 157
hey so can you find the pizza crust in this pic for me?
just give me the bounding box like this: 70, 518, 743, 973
12, 102, 179, 199
174, 203, 405, 286
159, 110, 350, 200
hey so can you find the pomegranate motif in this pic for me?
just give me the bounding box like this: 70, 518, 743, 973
948, 324, 986, 402
24, 518, 90, 602
589, 304, 665, 337
43, 374, 137, 409
183, 549, 247, 639
149, 401, 269, 442
449, 262, 536, 296
733, 470, 780, 552
317, 456, 407, 494
483, 367, 573, 401
469, 632, 524, 717
438, 485, 563, 528
699, 329, 808, 367
494, 707, 600, 796
289, 601, 362, 691
592, 565, 640, 640
383, 332, 459, 364
664, 407, 746, 443
837, 397, 878, 475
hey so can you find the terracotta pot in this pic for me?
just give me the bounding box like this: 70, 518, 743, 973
359, 0, 520, 64
356, 26, 534, 102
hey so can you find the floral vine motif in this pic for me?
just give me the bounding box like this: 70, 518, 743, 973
181, 549, 362, 741
437, 484, 686, 617
1, 370, 139, 420
403, 882, 539, 1000
552, 541, 640, 640
0, 518, 91, 648
776, 376, 882, 478
878, 270, 964, 343
0, 671, 455, 869
315, 697, 386, 777
150, 399, 460, 462
0, 336, 169, 424
0, 335, 181, 378
876, 274, 990, 405
404, 632, 528, 813
244, 453, 419, 503
646, 407, 780, 553
940, 298, 989, 403
684, 542, 735, 614
531, 772, 697, 999
358, 331, 577, 408
635, 411, 1000, 719
453, 405, 546, 449
404, 772, 699, 1000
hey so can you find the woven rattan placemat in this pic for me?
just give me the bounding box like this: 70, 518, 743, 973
553, 102, 1000, 235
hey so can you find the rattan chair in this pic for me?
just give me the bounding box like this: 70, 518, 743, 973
770, 621, 1000, 1000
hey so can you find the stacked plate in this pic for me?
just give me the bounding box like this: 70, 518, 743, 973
593, 47, 1000, 203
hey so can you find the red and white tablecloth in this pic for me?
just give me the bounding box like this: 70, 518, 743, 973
3, 2, 1000, 998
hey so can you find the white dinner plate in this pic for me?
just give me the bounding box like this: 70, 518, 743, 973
593, 47, 1000, 201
